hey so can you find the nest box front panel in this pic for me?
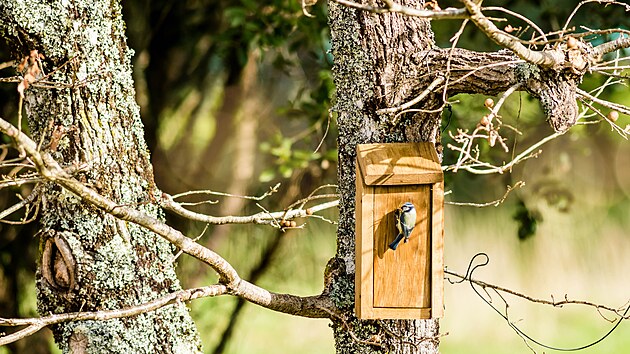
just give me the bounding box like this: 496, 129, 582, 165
355, 142, 444, 320
373, 185, 431, 309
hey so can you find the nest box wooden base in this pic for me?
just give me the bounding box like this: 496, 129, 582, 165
355, 143, 444, 320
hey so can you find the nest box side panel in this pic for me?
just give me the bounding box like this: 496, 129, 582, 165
355, 163, 375, 318
372, 185, 431, 309
431, 181, 445, 318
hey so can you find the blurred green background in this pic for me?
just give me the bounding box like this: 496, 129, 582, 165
1, 0, 629, 353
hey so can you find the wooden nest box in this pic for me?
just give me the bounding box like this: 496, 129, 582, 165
355, 142, 444, 319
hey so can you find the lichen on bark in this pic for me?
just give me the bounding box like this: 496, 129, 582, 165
517, 62, 580, 133
0, 0, 202, 352
329, 0, 440, 352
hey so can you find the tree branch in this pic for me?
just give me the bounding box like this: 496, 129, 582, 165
459, 0, 564, 69
378, 76, 446, 116
161, 193, 339, 227
332, 0, 468, 19
445, 269, 630, 319
593, 37, 630, 61
0, 285, 228, 346
0, 116, 336, 321
446, 181, 525, 207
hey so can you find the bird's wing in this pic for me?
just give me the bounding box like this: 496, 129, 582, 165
389, 233, 405, 250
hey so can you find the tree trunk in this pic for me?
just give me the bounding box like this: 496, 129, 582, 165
0, 1, 202, 352
329, 0, 440, 352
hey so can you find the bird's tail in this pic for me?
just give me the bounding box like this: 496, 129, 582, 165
389, 233, 404, 250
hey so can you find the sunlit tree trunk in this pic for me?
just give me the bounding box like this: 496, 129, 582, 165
0, 1, 202, 352
329, 0, 440, 353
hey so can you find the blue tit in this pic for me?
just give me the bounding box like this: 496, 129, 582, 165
389, 202, 416, 251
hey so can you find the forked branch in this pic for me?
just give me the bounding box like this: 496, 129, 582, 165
0, 115, 337, 348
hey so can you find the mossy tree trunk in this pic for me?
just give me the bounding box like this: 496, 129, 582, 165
328, 1, 441, 353
0, 1, 202, 352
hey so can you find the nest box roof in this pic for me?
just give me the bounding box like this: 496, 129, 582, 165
356, 142, 443, 185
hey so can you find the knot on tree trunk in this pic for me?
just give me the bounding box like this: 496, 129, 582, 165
41, 231, 77, 292
519, 63, 580, 133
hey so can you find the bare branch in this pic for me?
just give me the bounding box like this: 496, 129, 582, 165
0, 61, 14, 71
577, 98, 629, 139
444, 130, 560, 175
460, 0, 563, 69
593, 37, 630, 61
332, 0, 468, 19
575, 27, 630, 40
0, 285, 229, 346
0, 175, 41, 189
593, 65, 630, 71
337, 0, 626, 94
289, 184, 337, 210
0, 116, 336, 320
442, 19, 471, 104
482, 6, 547, 42
171, 183, 281, 202
301, 0, 316, 18
0, 187, 40, 224
485, 83, 522, 123
446, 181, 524, 207
171, 223, 210, 261
445, 269, 630, 324
161, 193, 339, 226
446, 252, 630, 352
577, 89, 630, 116
378, 76, 445, 116
563, 0, 630, 34
444, 85, 524, 174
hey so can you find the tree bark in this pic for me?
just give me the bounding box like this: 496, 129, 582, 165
328, 1, 441, 353
0, 1, 202, 352
326, 0, 588, 351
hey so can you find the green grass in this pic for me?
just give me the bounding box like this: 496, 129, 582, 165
15, 197, 629, 354
440, 203, 630, 354
193, 187, 630, 353
220, 307, 333, 354
187, 216, 338, 354
187, 199, 630, 354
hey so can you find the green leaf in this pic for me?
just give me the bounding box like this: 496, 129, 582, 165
259, 169, 276, 183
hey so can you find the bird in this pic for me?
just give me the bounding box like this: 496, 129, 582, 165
389, 202, 416, 251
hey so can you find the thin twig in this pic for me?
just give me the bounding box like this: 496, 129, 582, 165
378, 76, 445, 116
171, 183, 281, 201
446, 181, 524, 207
577, 98, 629, 139
0, 285, 229, 346
486, 83, 522, 122
0, 115, 336, 322
577, 88, 630, 116
171, 223, 210, 262
483, 7, 548, 42
563, 0, 630, 35
444, 133, 554, 175
162, 194, 338, 226
445, 269, 630, 319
